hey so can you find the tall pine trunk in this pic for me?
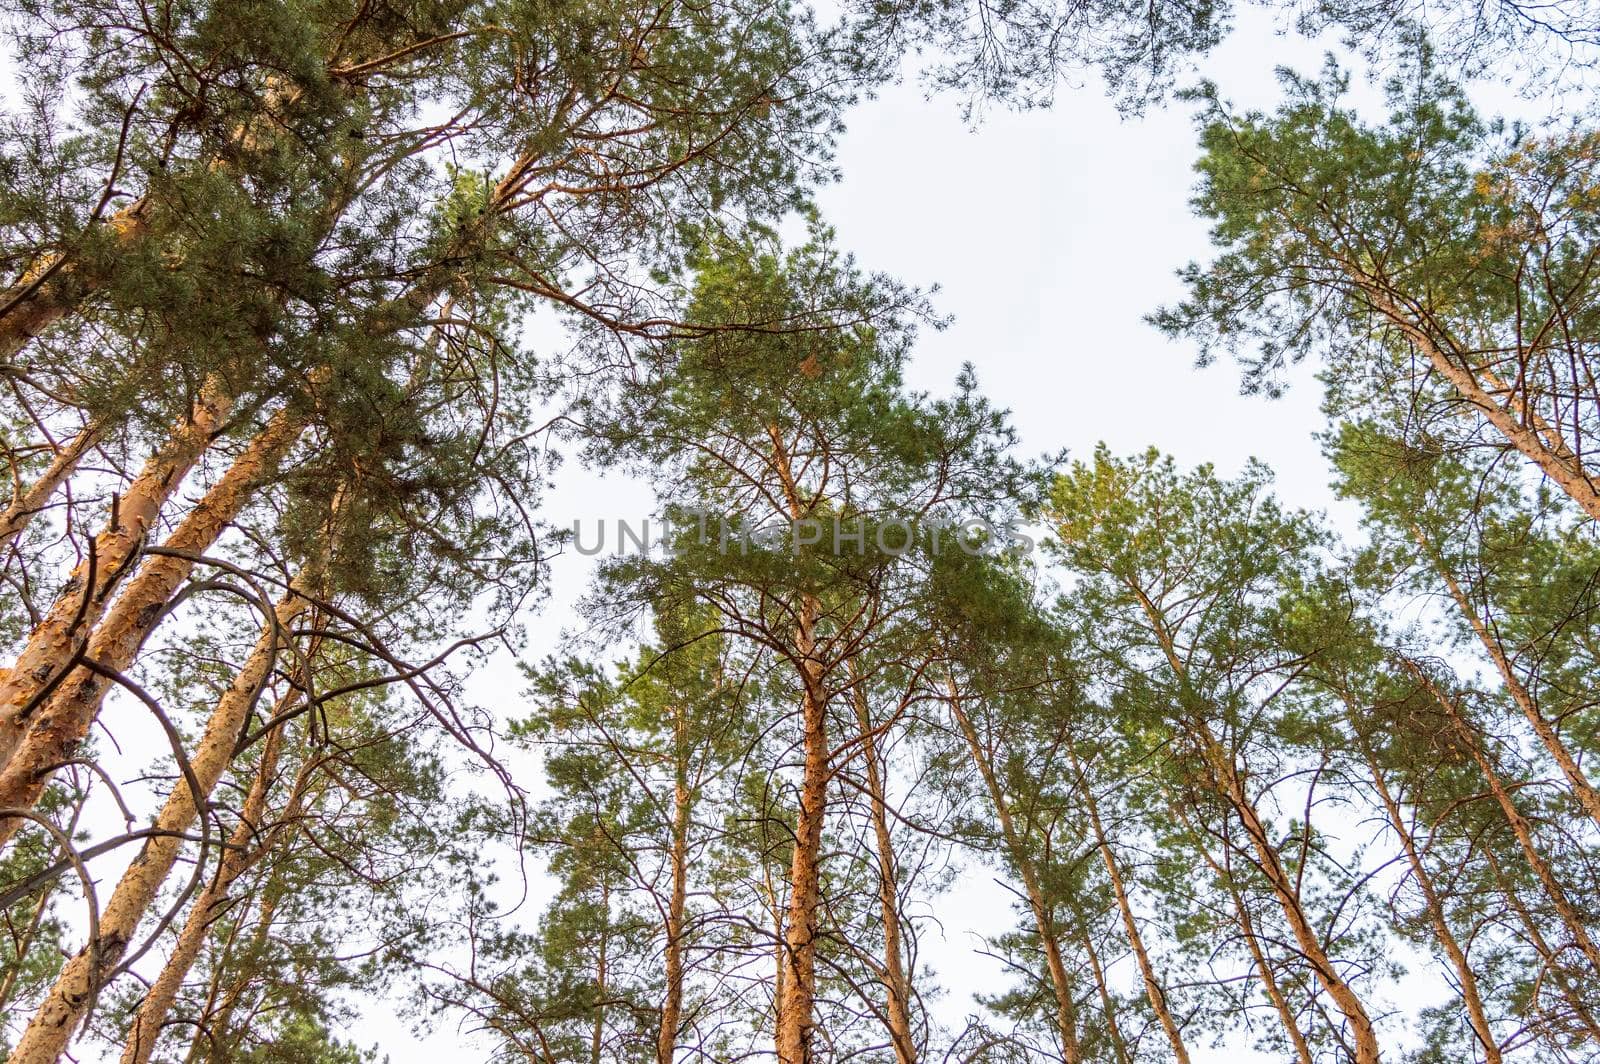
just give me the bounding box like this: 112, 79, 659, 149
118, 687, 304, 1064
849, 676, 916, 1064
1411, 521, 1600, 832
1133, 586, 1382, 1063
946, 676, 1084, 1064
656, 701, 691, 1064
6, 580, 314, 1064
0, 402, 305, 849
0, 385, 231, 775
0, 420, 104, 550
1066, 744, 1191, 1064
1355, 733, 1500, 1063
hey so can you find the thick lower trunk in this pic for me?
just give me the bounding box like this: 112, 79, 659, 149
0, 385, 230, 777
851, 680, 916, 1064
118, 696, 299, 1064
6, 584, 312, 1064
0, 421, 103, 550
774, 602, 827, 1064
947, 680, 1083, 1064
0, 403, 304, 848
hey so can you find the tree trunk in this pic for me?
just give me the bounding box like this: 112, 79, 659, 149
774, 596, 828, 1064
1411, 665, 1600, 979
768, 424, 831, 1064
946, 677, 1084, 1064
6, 582, 313, 1064
657, 705, 691, 1064
1172, 802, 1315, 1064
0, 402, 305, 848
118, 689, 305, 1064
0, 384, 230, 777
1412, 522, 1600, 833
1359, 283, 1600, 522
0, 202, 150, 361
850, 677, 916, 1064
1067, 745, 1191, 1064
0, 420, 103, 550
1080, 930, 1131, 1064
1356, 732, 1501, 1063
1480, 844, 1600, 1041
1130, 584, 1382, 1063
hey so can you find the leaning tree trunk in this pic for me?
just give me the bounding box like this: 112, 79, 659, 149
0, 403, 306, 850
1357, 282, 1600, 523
1412, 521, 1600, 833
0, 420, 104, 550
0, 202, 150, 361
117, 681, 314, 1064
1173, 801, 1315, 1064
850, 678, 917, 1064
1131, 583, 1383, 1064
947, 677, 1084, 1064
1357, 735, 1500, 1064
6, 581, 314, 1064
1410, 664, 1600, 979
1067, 744, 1191, 1064
0, 385, 230, 776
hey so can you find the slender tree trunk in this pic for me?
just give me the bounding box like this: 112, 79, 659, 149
1080, 930, 1132, 1064
118, 691, 304, 1064
1357, 734, 1501, 1063
7, 581, 314, 1064
1067, 745, 1191, 1064
1130, 584, 1382, 1063
656, 713, 691, 1064
183, 877, 281, 1064
1172, 801, 1315, 1064
0, 420, 103, 550
1410, 665, 1600, 978
1480, 844, 1600, 1040
1411, 522, 1600, 833
947, 677, 1084, 1064
0, 402, 305, 848
849, 677, 916, 1064
0, 384, 230, 775
1359, 284, 1600, 521
593, 878, 609, 1064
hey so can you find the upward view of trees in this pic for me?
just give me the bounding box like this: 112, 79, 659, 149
1, 0, 1600, 1062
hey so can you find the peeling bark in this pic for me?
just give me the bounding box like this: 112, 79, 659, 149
7, 581, 313, 1064
0, 402, 305, 848
0, 384, 231, 778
